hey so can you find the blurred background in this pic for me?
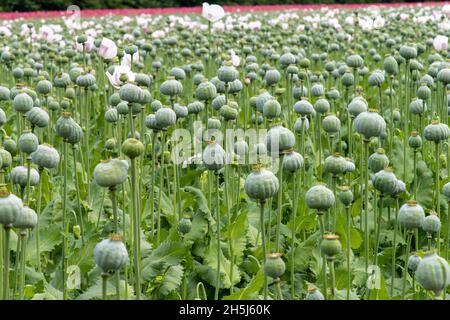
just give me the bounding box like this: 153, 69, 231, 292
0, 0, 432, 13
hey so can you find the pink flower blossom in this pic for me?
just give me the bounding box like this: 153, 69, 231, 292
98, 37, 117, 60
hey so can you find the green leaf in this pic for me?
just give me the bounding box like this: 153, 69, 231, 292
32, 282, 63, 300
154, 265, 184, 296
222, 269, 264, 300
77, 279, 135, 300
26, 224, 62, 264
225, 212, 248, 264
141, 241, 186, 280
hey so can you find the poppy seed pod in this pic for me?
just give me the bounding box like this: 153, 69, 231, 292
155, 107, 177, 128
320, 234, 342, 259
264, 69, 281, 86
36, 79, 52, 95
398, 200, 425, 230
13, 206, 37, 230
169, 67, 186, 81
415, 251, 450, 297
437, 68, 450, 85
422, 213, 441, 234
10, 165, 39, 188
306, 183, 335, 212
31, 144, 60, 169
399, 45, 417, 60
322, 114, 340, 134
324, 153, 347, 176
105, 108, 119, 123
220, 104, 239, 121
373, 168, 398, 195
294, 117, 310, 134
408, 255, 422, 273
442, 182, 450, 200
244, 165, 279, 201
119, 83, 142, 103
18, 130, 38, 155
151, 99, 163, 113
293, 98, 313, 116
94, 158, 128, 188
384, 55, 399, 75
346, 54, 364, 69
255, 91, 273, 113
282, 150, 304, 173
368, 70, 385, 87
266, 124, 295, 156
264, 253, 285, 279
195, 80, 217, 101
122, 138, 144, 159
348, 98, 368, 117
56, 112, 83, 144
368, 148, 389, 173
305, 287, 324, 300
202, 141, 225, 172
408, 131, 422, 149
234, 140, 248, 159
174, 104, 188, 119
0, 149, 12, 169
26, 107, 49, 128
76, 73, 96, 88
353, 109, 386, 140
218, 62, 238, 83
263, 98, 281, 119
13, 93, 34, 113
94, 234, 129, 274
212, 95, 226, 111
159, 77, 183, 97
341, 71, 355, 87
178, 215, 192, 234
207, 117, 221, 130
187, 101, 205, 115
338, 186, 353, 207
423, 119, 450, 142
311, 84, 325, 97
410, 98, 426, 115
3, 138, 17, 157
417, 84, 431, 100
0, 185, 23, 226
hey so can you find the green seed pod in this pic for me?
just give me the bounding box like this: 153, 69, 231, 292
417, 84, 431, 100
437, 68, 450, 85
119, 83, 142, 103
36, 79, 52, 95
384, 55, 399, 75
10, 165, 39, 188
244, 165, 279, 201
443, 182, 450, 200
368, 70, 385, 87
178, 215, 192, 234
306, 183, 335, 212
220, 104, 239, 121
155, 107, 177, 128
56, 112, 83, 144
346, 54, 364, 69
144, 114, 159, 131
3, 137, 17, 157
255, 91, 273, 113
264, 253, 285, 279
341, 71, 355, 87
93, 158, 129, 188
266, 124, 295, 156
218, 62, 238, 83
293, 98, 313, 116
31, 143, 60, 169
212, 95, 226, 111
348, 98, 368, 117
207, 118, 221, 130
105, 108, 119, 123
234, 140, 248, 159
424, 119, 450, 142
168, 67, 186, 81
353, 109, 386, 140
174, 104, 188, 119
399, 45, 417, 60
264, 69, 281, 86
0, 86, 10, 101
408, 254, 422, 273
105, 138, 117, 151
410, 98, 426, 115
311, 84, 325, 98
279, 53, 296, 68
18, 130, 38, 155
13, 206, 37, 230
305, 287, 324, 300
26, 107, 49, 128
54, 73, 71, 88
76, 73, 96, 88
282, 150, 304, 173
398, 200, 425, 230
263, 98, 281, 119
116, 101, 129, 116
415, 251, 450, 297
195, 80, 217, 101
368, 148, 389, 173
408, 131, 422, 149
344, 158, 356, 173
159, 77, 183, 97
13, 93, 33, 113
93, 234, 129, 274
322, 113, 340, 134
192, 73, 205, 86
202, 141, 225, 171
0, 185, 23, 226
320, 234, 342, 259
373, 167, 398, 195
0, 149, 12, 169
187, 101, 204, 115
324, 153, 347, 175
122, 138, 144, 159
338, 185, 353, 207
422, 212, 441, 234
294, 117, 310, 134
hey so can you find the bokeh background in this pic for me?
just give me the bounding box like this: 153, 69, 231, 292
0, 0, 433, 12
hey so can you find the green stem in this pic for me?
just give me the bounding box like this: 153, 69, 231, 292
3, 226, 10, 300
130, 157, 141, 300
275, 155, 284, 252
346, 206, 351, 300
214, 172, 221, 300
374, 196, 383, 266
35, 168, 43, 273
19, 232, 26, 300
290, 174, 296, 299
363, 140, 369, 272
62, 141, 68, 300
401, 232, 413, 300
260, 201, 267, 300
390, 197, 399, 297
318, 213, 327, 300
102, 274, 108, 300
110, 188, 120, 300
156, 131, 165, 246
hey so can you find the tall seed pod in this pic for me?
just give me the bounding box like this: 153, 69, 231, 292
415, 251, 450, 299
